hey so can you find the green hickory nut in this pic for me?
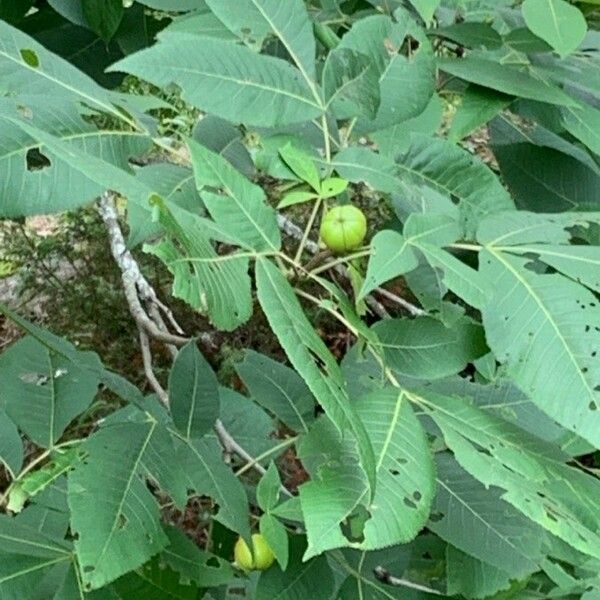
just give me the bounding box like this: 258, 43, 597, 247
319, 205, 368, 254
234, 533, 275, 572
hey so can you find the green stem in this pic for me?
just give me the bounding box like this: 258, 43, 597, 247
321, 115, 332, 163
234, 436, 298, 477
294, 198, 323, 264
449, 243, 482, 252
309, 249, 371, 276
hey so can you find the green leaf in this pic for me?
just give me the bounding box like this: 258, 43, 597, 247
430, 453, 544, 578
188, 137, 281, 252
448, 85, 512, 143
255, 258, 377, 501
213, 387, 279, 459
0, 509, 71, 558
446, 544, 517, 599
68, 419, 169, 589
477, 239, 600, 448
174, 436, 251, 540
323, 48, 380, 120
257, 463, 282, 512
193, 115, 254, 178
320, 178, 348, 198
360, 231, 419, 299
373, 316, 487, 380
396, 134, 515, 236
255, 536, 334, 600
419, 244, 492, 310
433, 23, 503, 49
0, 409, 23, 477
0, 100, 151, 218
162, 8, 255, 44
278, 190, 318, 208
0, 20, 122, 117
235, 350, 315, 433
490, 117, 600, 212
82, 0, 124, 43
205, 0, 317, 81
408, 0, 441, 22
168, 341, 220, 440
145, 202, 253, 332
128, 163, 203, 248
561, 104, 600, 156
372, 94, 444, 157
438, 57, 579, 107
0, 336, 99, 448
161, 526, 234, 588
0, 304, 146, 409
522, 0, 587, 58
259, 514, 289, 570
491, 111, 600, 174
334, 147, 401, 194
111, 556, 199, 599
1, 113, 156, 218
0, 554, 72, 598
336, 14, 436, 133
279, 142, 321, 191
419, 390, 600, 561
298, 388, 434, 556
110, 36, 322, 127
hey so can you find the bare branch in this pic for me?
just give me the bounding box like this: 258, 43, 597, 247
97, 193, 190, 346
139, 330, 169, 405
373, 567, 443, 595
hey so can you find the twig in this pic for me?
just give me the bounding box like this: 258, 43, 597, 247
373, 566, 443, 595
214, 419, 260, 471
139, 331, 169, 405
375, 287, 426, 317
97, 193, 190, 346
215, 421, 293, 498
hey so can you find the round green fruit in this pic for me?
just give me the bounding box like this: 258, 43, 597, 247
234, 534, 275, 572
319, 205, 367, 254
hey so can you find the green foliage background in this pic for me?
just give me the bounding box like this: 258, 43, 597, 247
0, 0, 600, 598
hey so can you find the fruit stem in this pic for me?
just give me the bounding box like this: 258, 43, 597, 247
294, 198, 323, 264
309, 248, 371, 276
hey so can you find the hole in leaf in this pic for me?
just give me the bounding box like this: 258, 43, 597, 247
26, 148, 51, 171
20, 48, 39, 67
403, 496, 417, 509
340, 505, 370, 544
589, 402, 597, 411
206, 556, 220, 568
117, 513, 128, 529
413, 491, 422, 501
83, 565, 95, 573
389, 469, 400, 476
429, 512, 444, 522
